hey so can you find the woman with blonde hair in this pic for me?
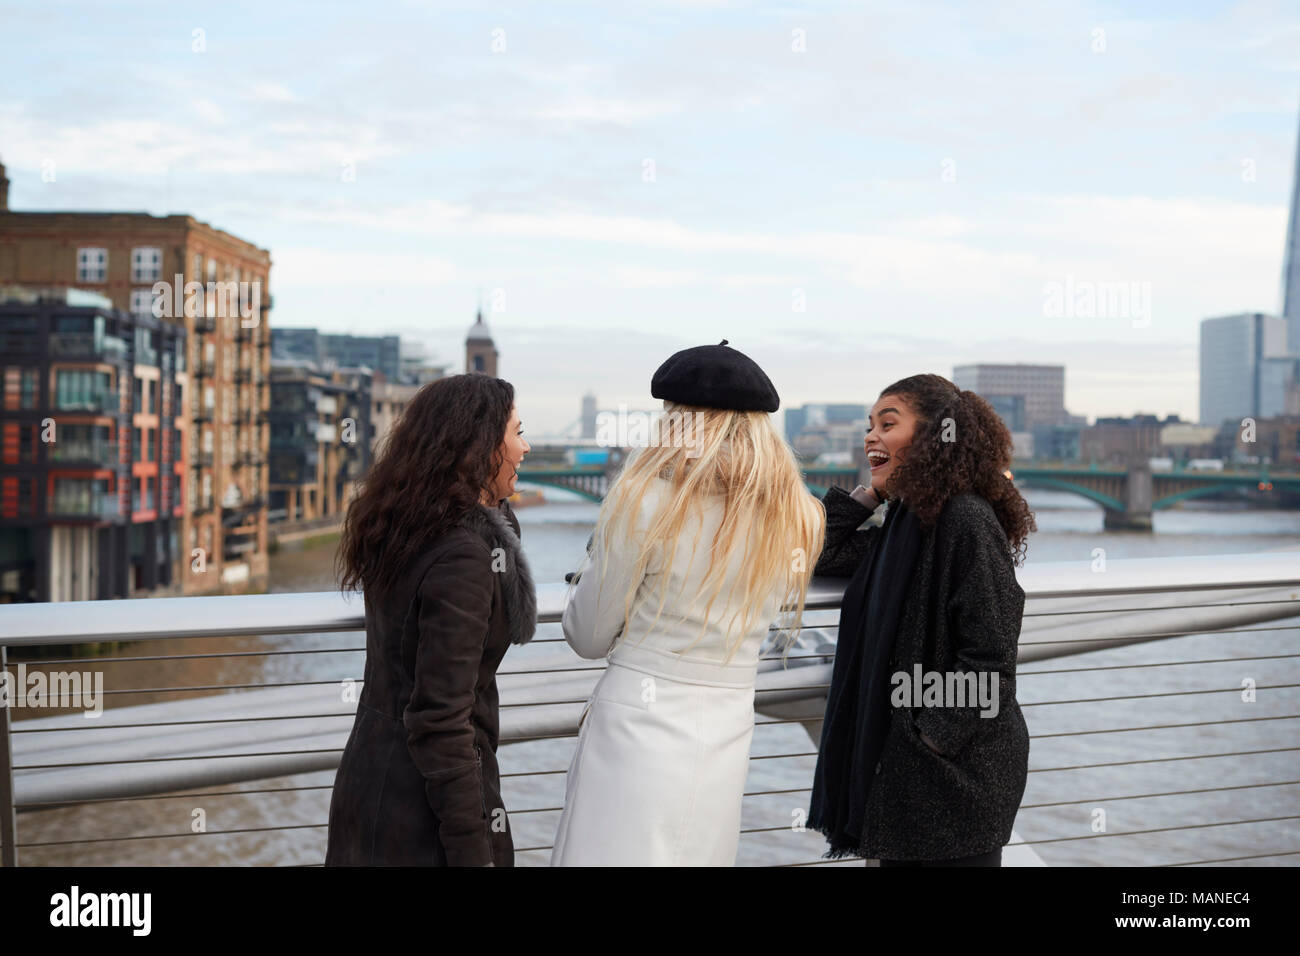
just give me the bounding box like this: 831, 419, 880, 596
551, 340, 825, 866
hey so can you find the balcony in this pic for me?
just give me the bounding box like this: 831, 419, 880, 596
193, 316, 216, 334
224, 495, 264, 511
234, 367, 251, 383
48, 493, 120, 520
223, 537, 259, 557
194, 360, 215, 378
49, 440, 119, 467
193, 404, 215, 423
190, 450, 214, 468
192, 498, 214, 515
55, 391, 120, 415
49, 333, 128, 361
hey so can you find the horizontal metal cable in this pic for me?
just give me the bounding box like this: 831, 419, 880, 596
13, 748, 345, 770
1019, 779, 1300, 809
16, 822, 329, 849
1030, 713, 1300, 738
8, 647, 367, 667
501, 730, 581, 744
785, 857, 863, 866
83, 679, 361, 696
1030, 746, 1300, 773
1162, 849, 1300, 866
750, 751, 818, 761
1019, 652, 1300, 675
1022, 682, 1300, 707
498, 664, 606, 677
17, 784, 336, 809
1031, 624, 1300, 647
10, 713, 358, 734
1014, 814, 1300, 845
745, 786, 812, 797
1022, 599, 1300, 618
1019, 630, 1299, 649
499, 768, 569, 779
465, 784, 820, 818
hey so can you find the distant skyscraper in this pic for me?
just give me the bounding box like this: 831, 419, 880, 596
952, 364, 1066, 429
1283, 104, 1300, 354
1199, 312, 1289, 426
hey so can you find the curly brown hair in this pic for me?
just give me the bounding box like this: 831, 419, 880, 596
879, 373, 1036, 564
337, 374, 515, 599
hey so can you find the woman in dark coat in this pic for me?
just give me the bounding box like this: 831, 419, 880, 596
808, 373, 1036, 866
325, 374, 537, 867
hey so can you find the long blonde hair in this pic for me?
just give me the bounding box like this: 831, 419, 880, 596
575, 401, 826, 664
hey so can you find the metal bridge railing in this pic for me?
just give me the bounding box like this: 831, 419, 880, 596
1, 551, 1297, 866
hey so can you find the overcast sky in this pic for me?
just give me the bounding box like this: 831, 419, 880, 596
3, 0, 1299, 436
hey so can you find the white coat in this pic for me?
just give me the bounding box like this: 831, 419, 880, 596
550, 477, 784, 866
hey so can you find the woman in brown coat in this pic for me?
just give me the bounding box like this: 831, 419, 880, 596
325, 374, 536, 867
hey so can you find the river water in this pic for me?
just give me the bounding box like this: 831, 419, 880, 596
11, 489, 1300, 866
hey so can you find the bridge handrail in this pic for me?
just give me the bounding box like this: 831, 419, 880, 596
2, 550, 1298, 867
1, 551, 1297, 648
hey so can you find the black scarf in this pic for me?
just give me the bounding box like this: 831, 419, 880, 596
807, 498, 923, 858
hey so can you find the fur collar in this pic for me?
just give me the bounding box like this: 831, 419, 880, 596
456, 503, 538, 645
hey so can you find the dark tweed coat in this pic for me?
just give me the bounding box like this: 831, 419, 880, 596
813, 486, 1030, 861
325, 500, 536, 867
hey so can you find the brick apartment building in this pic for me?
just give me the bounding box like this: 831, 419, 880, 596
0, 289, 186, 602
0, 163, 273, 596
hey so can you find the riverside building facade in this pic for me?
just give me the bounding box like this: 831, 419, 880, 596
0, 185, 273, 595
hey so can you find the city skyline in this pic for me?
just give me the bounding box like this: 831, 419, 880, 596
2, 1, 1299, 434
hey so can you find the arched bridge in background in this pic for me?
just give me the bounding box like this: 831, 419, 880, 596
516, 466, 861, 504
1003, 463, 1300, 530
519, 462, 1300, 530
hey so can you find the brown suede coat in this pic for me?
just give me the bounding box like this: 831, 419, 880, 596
325, 500, 536, 866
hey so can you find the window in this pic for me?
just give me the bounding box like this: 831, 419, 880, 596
134, 377, 143, 412
55, 369, 113, 411
77, 247, 108, 282
0, 316, 39, 356
131, 247, 162, 283
207, 258, 217, 282
129, 289, 153, 315
20, 368, 38, 409
52, 478, 111, 517
133, 427, 143, 462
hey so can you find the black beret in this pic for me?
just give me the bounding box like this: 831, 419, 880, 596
650, 339, 779, 412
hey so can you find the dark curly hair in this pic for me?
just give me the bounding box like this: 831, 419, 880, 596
337, 374, 515, 598
879, 373, 1036, 564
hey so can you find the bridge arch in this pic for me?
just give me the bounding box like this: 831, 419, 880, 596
1153, 483, 1246, 511
513, 477, 606, 503
1012, 476, 1125, 513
